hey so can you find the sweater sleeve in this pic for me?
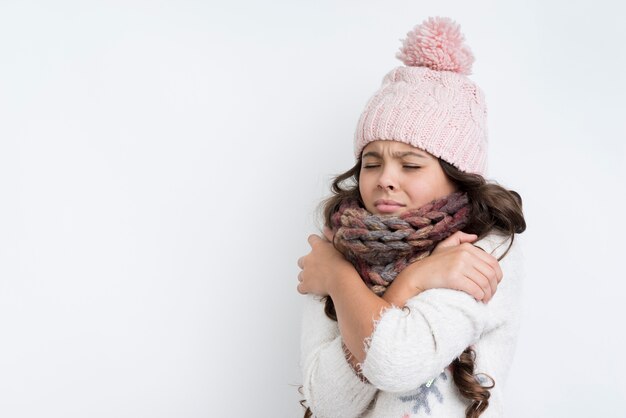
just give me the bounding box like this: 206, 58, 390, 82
300, 294, 378, 418
360, 232, 523, 393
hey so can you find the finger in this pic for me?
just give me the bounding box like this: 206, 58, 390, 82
456, 275, 486, 301
471, 260, 499, 299
435, 231, 478, 251
308, 234, 323, 246
463, 268, 492, 302
492, 258, 503, 283
297, 256, 304, 269
436, 232, 462, 249
464, 244, 503, 283
476, 251, 502, 283
476, 252, 503, 283
471, 264, 497, 302
322, 226, 334, 242
458, 245, 499, 301
455, 231, 478, 244
298, 271, 304, 282
297, 282, 307, 295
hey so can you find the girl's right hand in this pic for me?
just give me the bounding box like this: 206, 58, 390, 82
397, 231, 503, 302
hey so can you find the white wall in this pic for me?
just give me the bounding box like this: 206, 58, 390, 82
1, 1, 624, 417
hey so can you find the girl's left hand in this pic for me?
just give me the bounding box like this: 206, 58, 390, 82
297, 227, 354, 296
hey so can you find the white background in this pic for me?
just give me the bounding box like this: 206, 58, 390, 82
1, 1, 625, 417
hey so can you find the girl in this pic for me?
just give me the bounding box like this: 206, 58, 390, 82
296, 17, 526, 418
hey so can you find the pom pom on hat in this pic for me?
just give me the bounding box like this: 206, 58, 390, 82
396, 16, 475, 75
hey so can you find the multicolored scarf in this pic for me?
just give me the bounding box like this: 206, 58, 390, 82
330, 192, 470, 296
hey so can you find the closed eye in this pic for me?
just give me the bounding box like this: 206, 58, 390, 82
362, 165, 421, 170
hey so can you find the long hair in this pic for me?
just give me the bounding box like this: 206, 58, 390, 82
299, 157, 526, 418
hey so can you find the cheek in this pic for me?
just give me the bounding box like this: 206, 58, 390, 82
358, 183, 370, 203
432, 172, 456, 195
404, 174, 441, 202
358, 175, 375, 209
358, 172, 371, 193
405, 183, 431, 200
405, 174, 454, 202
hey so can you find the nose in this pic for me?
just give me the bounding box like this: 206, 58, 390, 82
378, 182, 395, 191
377, 166, 397, 191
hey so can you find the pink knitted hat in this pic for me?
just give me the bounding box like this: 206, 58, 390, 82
354, 17, 488, 176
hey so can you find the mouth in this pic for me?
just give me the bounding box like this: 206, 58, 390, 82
374, 199, 406, 213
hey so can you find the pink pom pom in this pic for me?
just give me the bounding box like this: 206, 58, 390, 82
396, 17, 475, 75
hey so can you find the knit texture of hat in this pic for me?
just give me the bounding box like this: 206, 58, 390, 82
354, 17, 488, 176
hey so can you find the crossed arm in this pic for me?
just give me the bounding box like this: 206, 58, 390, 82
297, 228, 503, 366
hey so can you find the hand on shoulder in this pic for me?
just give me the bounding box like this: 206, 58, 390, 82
396, 231, 504, 303
296, 227, 356, 297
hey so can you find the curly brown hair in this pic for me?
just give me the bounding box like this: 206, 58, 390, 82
299, 157, 526, 418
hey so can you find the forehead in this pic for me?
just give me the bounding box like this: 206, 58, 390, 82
362, 140, 432, 158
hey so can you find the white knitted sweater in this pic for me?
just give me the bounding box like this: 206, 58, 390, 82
300, 231, 524, 418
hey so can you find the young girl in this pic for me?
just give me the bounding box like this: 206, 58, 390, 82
296, 17, 526, 418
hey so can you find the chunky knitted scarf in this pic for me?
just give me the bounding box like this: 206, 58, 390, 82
330, 192, 470, 296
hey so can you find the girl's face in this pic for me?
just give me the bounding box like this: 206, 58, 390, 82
359, 140, 457, 215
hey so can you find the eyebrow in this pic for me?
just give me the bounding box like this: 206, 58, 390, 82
361, 151, 428, 159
